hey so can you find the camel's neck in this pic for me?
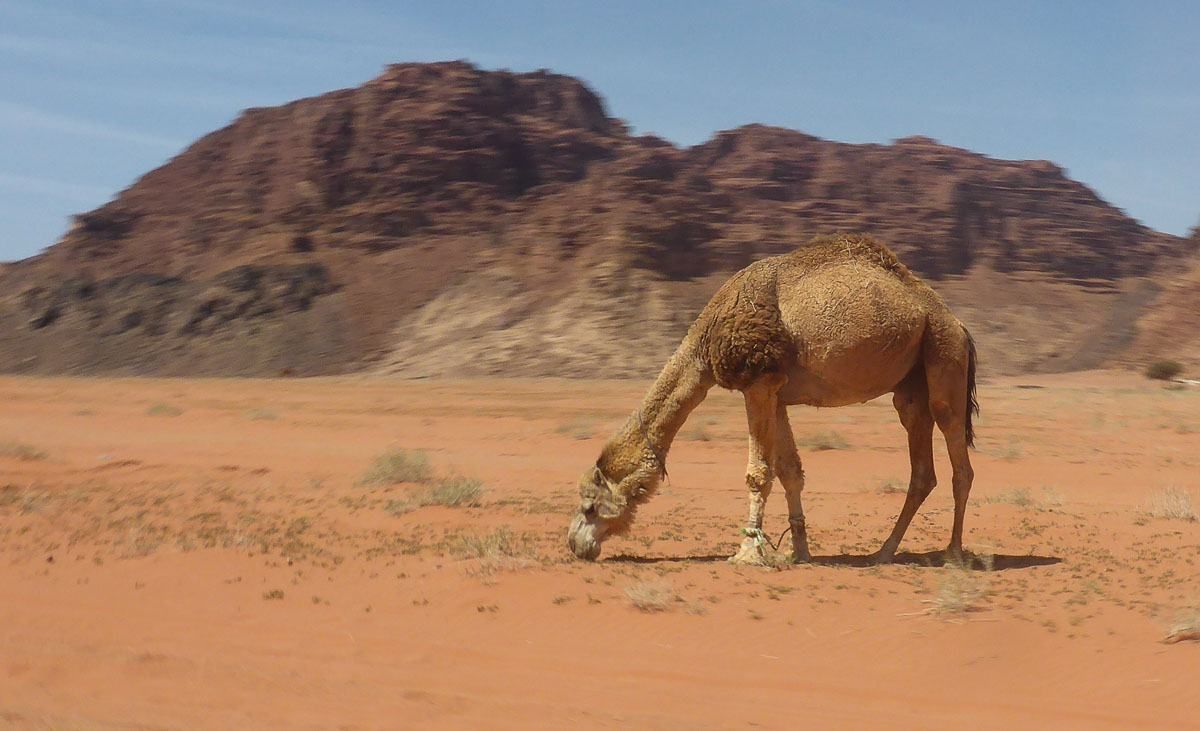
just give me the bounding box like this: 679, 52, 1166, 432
598, 339, 714, 489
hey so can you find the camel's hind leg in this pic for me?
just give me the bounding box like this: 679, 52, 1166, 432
876, 368, 937, 564
774, 404, 811, 563
926, 329, 976, 559
729, 374, 785, 565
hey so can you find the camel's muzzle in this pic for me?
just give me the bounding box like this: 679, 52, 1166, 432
567, 513, 603, 560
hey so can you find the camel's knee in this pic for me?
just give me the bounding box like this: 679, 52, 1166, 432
929, 398, 957, 428
775, 453, 804, 485
745, 462, 773, 495
951, 464, 974, 492
909, 479, 936, 500
911, 461, 937, 489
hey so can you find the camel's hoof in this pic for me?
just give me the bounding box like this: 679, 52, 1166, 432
872, 551, 896, 566
792, 549, 813, 564
728, 538, 769, 566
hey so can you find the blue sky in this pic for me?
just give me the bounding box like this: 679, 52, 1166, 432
2, 1, 1198, 262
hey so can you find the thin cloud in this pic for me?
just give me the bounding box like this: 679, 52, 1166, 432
0, 100, 183, 149
0, 172, 113, 204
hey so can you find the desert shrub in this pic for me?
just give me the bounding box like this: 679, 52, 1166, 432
423, 476, 483, 506
388, 476, 484, 513
996, 440, 1024, 461
1038, 486, 1065, 508
681, 418, 719, 442
800, 431, 850, 451
928, 560, 988, 615
451, 527, 527, 560
984, 486, 1063, 511
1144, 486, 1197, 522
0, 441, 48, 461
450, 527, 536, 575
1146, 360, 1184, 381
556, 417, 597, 440
359, 449, 432, 486
985, 487, 1034, 508
625, 581, 676, 612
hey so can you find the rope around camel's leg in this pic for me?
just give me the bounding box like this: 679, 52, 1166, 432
730, 525, 794, 566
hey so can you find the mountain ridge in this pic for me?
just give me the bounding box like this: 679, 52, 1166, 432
1, 61, 1194, 377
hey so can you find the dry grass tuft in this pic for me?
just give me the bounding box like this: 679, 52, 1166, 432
0, 441, 48, 461
995, 440, 1023, 462
625, 581, 676, 612
984, 486, 1063, 511
877, 479, 906, 495
421, 475, 483, 506
387, 475, 484, 514
451, 527, 536, 575
926, 559, 989, 615
556, 417, 597, 440
359, 449, 432, 486
146, 403, 183, 417
1038, 486, 1065, 508
799, 431, 850, 451
985, 487, 1034, 508
1143, 487, 1197, 522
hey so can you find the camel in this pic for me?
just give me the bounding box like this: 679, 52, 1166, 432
566, 233, 978, 565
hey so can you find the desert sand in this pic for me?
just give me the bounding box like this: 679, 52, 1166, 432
1, 372, 1198, 729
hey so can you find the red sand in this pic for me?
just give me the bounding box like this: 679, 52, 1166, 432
2, 372, 1198, 729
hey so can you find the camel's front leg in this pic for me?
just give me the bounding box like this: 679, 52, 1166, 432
730, 375, 785, 566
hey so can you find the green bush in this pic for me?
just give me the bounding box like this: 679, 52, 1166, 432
1145, 360, 1184, 381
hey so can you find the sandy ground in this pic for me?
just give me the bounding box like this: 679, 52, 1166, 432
1, 371, 1198, 729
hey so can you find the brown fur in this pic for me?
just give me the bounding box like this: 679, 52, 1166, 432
696, 264, 796, 390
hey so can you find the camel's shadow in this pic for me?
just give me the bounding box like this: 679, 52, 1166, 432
813, 550, 1060, 571
604, 550, 1060, 571
605, 553, 729, 564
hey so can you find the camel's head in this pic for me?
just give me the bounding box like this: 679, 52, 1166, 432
567, 464, 627, 561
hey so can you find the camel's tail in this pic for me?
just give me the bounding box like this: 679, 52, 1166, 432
965, 327, 979, 448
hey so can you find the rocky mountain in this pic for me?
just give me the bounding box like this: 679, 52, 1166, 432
1126, 224, 1200, 372
0, 61, 1193, 377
